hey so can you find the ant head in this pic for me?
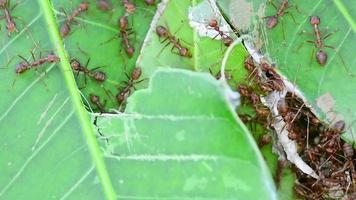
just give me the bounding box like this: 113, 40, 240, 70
90, 94, 100, 104
79, 2, 89, 11
309, 16, 320, 25
6, 21, 16, 33
156, 26, 168, 37
125, 46, 135, 57
124, 2, 135, 13
209, 19, 218, 27
131, 67, 142, 80
145, 0, 155, 5
222, 36, 233, 46
70, 59, 81, 70
179, 47, 191, 57
266, 16, 278, 29
94, 71, 106, 82
60, 23, 71, 38
118, 16, 128, 30
47, 53, 59, 62
316, 50, 327, 65
15, 62, 27, 74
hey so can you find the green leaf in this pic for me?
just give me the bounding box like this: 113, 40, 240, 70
50, 0, 157, 111
96, 68, 277, 199
219, 0, 356, 142
0, 0, 115, 199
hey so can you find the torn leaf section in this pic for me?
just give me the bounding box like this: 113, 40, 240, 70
96, 69, 277, 199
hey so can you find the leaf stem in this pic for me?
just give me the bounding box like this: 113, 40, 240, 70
37, 1, 116, 199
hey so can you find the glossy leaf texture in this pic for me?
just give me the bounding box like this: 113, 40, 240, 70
0, 1, 109, 199
218, 0, 356, 141
0, 0, 277, 199
96, 68, 277, 200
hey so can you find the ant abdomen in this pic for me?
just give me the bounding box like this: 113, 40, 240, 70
125, 46, 135, 57
266, 15, 278, 29
316, 50, 327, 66
93, 71, 106, 82
15, 63, 28, 74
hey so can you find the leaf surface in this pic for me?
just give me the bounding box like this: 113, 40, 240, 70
96, 68, 277, 200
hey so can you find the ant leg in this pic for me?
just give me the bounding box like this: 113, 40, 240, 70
102, 87, 115, 104
324, 45, 354, 77
77, 43, 89, 56
281, 19, 286, 45
156, 40, 171, 58
294, 40, 314, 53
322, 32, 334, 40
84, 57, 90, 68
99, 35, 118, 46
287, 12, 298, 25
18, 54, 31, 65
268, 0, 278, 10
309, 47, 315, 67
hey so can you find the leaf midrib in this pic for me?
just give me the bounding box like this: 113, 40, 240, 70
37, 1, 116, 200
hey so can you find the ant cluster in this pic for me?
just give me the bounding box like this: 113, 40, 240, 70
279, 94, 356, 199
11, 1, 155, 113
238, 56, 356, 199
237, 56, 281, 145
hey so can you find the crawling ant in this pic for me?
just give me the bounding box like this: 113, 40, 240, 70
208, 19, 233, 46
90, 94, 106, 113
305, 16, 352, 76
60, 1, 89, 38
156, 25, 192, 58
15, 52, 59, 74
70, 58, 106, 85
116, 67, 143, 105
122, 0, 135, 13
307, 16, 331, 66
264, 0, 291, 29
119, 16, 135, 57
260, 62, 284, 91
0, 0, 19, 35
263, 0, 298, 41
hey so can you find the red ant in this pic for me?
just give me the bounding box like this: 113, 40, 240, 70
208, 19, 233, 46
156, 25, 192, 58
122, 0, 135, 14
70, 58, 106, 86
60, 1, 89, 38
119, 16, 135, 57
16, 52, 59, 74
305, 16, 353, 75
263, 0, 300, 42
90, 94, 106, 113
0, 0, 19, 35
116, 67, 143, 105
260, 62, 284, 91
